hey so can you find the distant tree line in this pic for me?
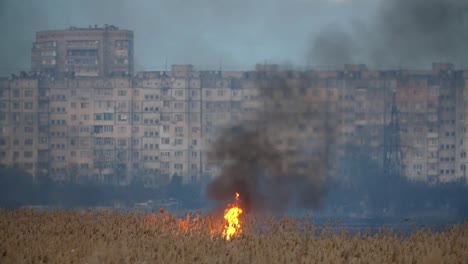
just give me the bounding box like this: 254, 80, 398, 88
323, 145, 468, 219
1, 148, 467, 219
0, 165, 206, 210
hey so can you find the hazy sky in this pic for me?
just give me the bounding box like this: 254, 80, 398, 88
0, 0, 466, 75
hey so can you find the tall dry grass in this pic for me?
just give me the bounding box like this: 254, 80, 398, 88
0, 209, 466, 263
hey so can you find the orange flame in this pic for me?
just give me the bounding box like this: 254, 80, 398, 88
222, 192, 243, 240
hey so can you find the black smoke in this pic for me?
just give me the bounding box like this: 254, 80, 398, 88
206, 70, 336, 214
0, 0, 376, 76
309, 0, 468, 69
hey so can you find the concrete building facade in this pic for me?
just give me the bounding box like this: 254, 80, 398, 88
0, 27, 467, 186
32, 25, 133, 77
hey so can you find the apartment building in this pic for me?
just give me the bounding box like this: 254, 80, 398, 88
32, 25, 133, 77
0, 78, 39, 176
1, 63, 467, 186
1, 27, 468, 186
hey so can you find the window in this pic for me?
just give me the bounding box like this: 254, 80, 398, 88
71, 102, 77, 108
174, 163, 183, 169
118, 90, 127, 96
13, 89, 19, 97
117, 102, 126, 109
118, 114, 128, 121
94, 137, 114, 146
174, 114, 183, 122
94, 125, 113, 133
94, 113, 113, 121
24, 151, 33, 158
80, 139, 89, 147
161, 138, 170, 144
174, 102, 183, 109
80, 102, 88, 109
24, 90, 33, 97
24, 139, 33, 145
161, 114, 170, 121
117, 139, 127, 146
175, 151, 183, 157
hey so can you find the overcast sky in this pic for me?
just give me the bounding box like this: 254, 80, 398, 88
0, 0, 466, 75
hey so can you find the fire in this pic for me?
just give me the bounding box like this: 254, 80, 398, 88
222, 192, 243, 240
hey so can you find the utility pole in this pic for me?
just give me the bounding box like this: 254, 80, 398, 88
383, 91, 403, 180
383, 90, 403, 213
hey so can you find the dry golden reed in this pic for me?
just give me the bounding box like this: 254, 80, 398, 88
0, 209, 466, 264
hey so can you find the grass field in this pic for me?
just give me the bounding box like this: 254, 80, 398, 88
0, 209, 466, 263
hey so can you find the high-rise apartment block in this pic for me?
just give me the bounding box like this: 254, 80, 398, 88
31, 25, 133, 77
0, 27, 467, 186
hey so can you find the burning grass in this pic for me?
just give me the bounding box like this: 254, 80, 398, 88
0, 209, 467, 263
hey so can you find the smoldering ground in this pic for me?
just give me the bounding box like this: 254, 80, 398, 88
206, 70, 337, 214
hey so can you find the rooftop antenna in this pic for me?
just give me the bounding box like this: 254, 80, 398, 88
165, 58, 167, 72
219, 59, 223, 72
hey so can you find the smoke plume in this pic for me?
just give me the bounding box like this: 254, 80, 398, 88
310, 0, 468, 69
206, 69, 336, 214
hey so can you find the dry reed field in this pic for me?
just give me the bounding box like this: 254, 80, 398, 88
0, 209, 467, 264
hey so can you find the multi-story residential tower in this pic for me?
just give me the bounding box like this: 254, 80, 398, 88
31, 25, 133, 77
1, 27, 468, 187
0, 78, 39, 176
